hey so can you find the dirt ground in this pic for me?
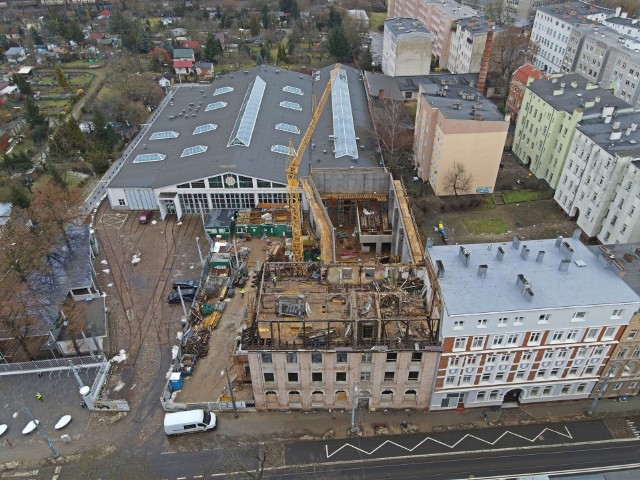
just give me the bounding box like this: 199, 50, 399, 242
90, 203, 203, 448
412, 152, 577, 246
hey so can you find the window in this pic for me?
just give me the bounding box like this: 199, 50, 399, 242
516, 371, 526, 380
150, 130, 179, 140
550, 368, 560, 377
539, 314, 551, 323
454, 338, 467, 351
628, 330, 638, 340
576, 383, 587, 393
454, 320, 464, 329
133, 153, 166, 163
477, 319, 487, 327
408, 371, 419, 381
208, 176, 223, 188
602, 327, 616, 340
445, 376, 456, 385
336, 352, 348, 363
572, 311, 587, 321
495, 373, 505, 382
311, 352, 322, 364
611, 309, 624, 318
486, 355, 497, 364
530, 387, 540, 397
411, 352, 423, 362
557, 350, 569, 359
477, 391, 486, 401
181, 145, 208, 157
585, 328, 599, 341
213, 86, 234, 95
361, 352, 372, 364
205, 101, 227, 111
312, 372, 322, 382
287, 352, 297, 364
566, 329, 579, 341
360, 372, 371, 382
489, 390, 499, 400
498, 317, 508, 327
492, 335, 504, 348
264, 372, 275, 382
613, 382, 623, 391
275, 123, 300, 134
386, 352, 398, 362
449, 357, 461, 367
288, 372, 299, 383
544, 351, 554, 359
283, 85, 303, 95
542, 386, 552, 395
261, 352, 272, 363
280, 101, 302, 111
118, 199, 126, 206
514, 316, 524, 325
529, 332, 542, 345
551, 331, 564, 343
271, 144, 296, 156
336, 372, 347, 382
256, 179, 271, 188
461, 375, 472, 384
471, 336, 485, 349
384, 371, 395, 382
521, 352, 533, 361
506, 334, 519, 346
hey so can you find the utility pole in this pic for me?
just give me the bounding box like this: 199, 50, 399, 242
587, 368, 613, 416
351, 382, 357, 434
222, 366, 239, 418
195, 237, 204, 265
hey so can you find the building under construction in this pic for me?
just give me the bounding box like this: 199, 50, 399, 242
238, 169, 443, 411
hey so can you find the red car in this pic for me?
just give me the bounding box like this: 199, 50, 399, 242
139, 210, 153, 224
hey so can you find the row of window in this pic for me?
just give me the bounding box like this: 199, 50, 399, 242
452, 325, 620, 351
261, 351, 424, 364
177, 174, 286, 190
263, 370, 421, 384
265, 389, 417, 404
175, 192, 291, 214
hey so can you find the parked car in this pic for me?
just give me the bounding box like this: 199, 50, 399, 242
167, 287, 197, 304
139, 210, 153, 224
164, 409, 216, 436
172, 279, 199, 290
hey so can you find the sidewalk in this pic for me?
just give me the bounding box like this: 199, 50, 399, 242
214, 396, 640, 444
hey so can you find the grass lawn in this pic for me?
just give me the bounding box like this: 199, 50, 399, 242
463, 218, 509, 235
479, 195, 496, 210
502, 190, 543, 204
63, 60, 104, 69
96, 86, 112, 102
69, 73, 94, 87
38, 76, 54, 84
368, 12, 387, 30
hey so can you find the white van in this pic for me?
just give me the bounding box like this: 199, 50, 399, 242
164, 409, 217, 436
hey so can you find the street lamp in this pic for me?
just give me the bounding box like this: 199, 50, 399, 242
351, 382, 358, 434
221, 366, 239, 418
13, 407, 59, 459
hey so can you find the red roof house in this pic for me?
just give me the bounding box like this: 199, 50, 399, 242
181, 41, 201, 49
506, 63, 548, 123
173, 59, 194, 75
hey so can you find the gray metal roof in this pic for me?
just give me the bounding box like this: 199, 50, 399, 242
455, 15, 501, 35
537, 1, 614, 26
205, 208, 236, 228
364, 71, 404, 100
527, 73, 632, 115
384, 17, 431, 36
109, 65, 380, 190
172, 48, 193, 59
428, 237, 640, 316
397, 72, 480, 92
577, 111, 640, 156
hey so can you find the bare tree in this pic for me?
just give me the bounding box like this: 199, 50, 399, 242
0, 277, 39, 361
369, 97, 413, 172
60, 297, 88, 355
444, 162, 473, 197
484, 1, 515, 26
0, 212, 53, 283
28, 180, 84, 246
490, 26, 539, 104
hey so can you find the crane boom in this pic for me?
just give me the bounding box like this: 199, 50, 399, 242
287, 63, 341, 263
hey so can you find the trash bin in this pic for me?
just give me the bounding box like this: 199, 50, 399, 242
169, 372, 183, 391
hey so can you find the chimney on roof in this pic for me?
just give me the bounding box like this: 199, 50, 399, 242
572, 228, 581, 240
458, 245, 471, 267
555, 235, 564, 247
496, 245, 505, 261
536, 250, 545, 262
436, 259, 445, 278
476, 24, 494, 95
521, 244, 530, 260
560, 241, 575, 259
559, 258, 571, 272
512, 235, 522, 249
477, 264, 488, 277
378, 89, 385, 97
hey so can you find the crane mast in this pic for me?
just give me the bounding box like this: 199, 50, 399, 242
287, 63, 341, 263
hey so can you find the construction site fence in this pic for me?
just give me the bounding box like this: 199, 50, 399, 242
0, 354, 105, 375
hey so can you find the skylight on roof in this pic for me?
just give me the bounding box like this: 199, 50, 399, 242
213, 86, 234, 96
227, 76, 266, 147
150, 131, 179, 140
181, 145, 208, 157
280, 101, 302, 111
193, 123, 217, 135
283, 86, 303, 95
271, 145, 296, 156
205, 101, 227, 111
275, 123, 300, 134
331, 69, 359, 159
133, 153, 166, 163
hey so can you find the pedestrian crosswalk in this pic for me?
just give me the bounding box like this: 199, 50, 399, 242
625, 419, 640, 439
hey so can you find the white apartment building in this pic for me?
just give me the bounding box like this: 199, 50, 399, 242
382, 18, 434, 77
426, 237, 640, 410
554, 112, 640, 244
603, 12, 640, 41
448, 16, 499, 74
531, 1, 614, 73
562, 25, 640, 108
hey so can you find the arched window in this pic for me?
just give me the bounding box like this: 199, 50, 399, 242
404, 389, 417, 402
335, 390, 348, 403
381, 389, 394, 403
265, 390, 278, 404
288, 390, 301, 404
311, 391, 324, 404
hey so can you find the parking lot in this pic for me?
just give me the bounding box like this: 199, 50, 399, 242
0, 367, 98, 462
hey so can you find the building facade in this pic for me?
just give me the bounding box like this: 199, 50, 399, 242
413, 80, 509, 195
505, 63, 546, 123
554, 112, 640, 244
513, 73, 632, 189
382, 18, 434, 77
448, 16, 498, 74
531, 1, 614, 73
603, 13, 640, 41
425, 237, 640, 410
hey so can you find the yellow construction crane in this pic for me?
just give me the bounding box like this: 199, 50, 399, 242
287, 63, 341, 263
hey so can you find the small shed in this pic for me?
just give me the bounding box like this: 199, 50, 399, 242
204, 209, 237, 240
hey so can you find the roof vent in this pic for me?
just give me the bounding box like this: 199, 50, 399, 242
559, 258, 571, 272
560, 241, 575, 259
521, 244, 530, 260
496, 245, 505, 261
516, 273, 530, 292
536, 250, 545, 262
555, 235, 564, 247
436, 260, 445, 278
458, 245, 471, 267
512, 235, 522, 249
477, 264, 488, 277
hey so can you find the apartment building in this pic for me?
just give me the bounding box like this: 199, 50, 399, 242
531, 1, 614, 73
562, 25, 640, 108
388, 0, 478, 69
594, 244, 640, 399
603, 12, 640, 41
448, 16, 499, 74
513, 73, 632, 189
413, 79, 509, 195
505, 63, 547, 123
425, 236, 640, 410
504, 0, 564, 26
382, 18, 434, 77
554, 111, 640, 244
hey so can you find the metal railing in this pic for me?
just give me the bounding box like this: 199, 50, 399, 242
0, 354, 104, 376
